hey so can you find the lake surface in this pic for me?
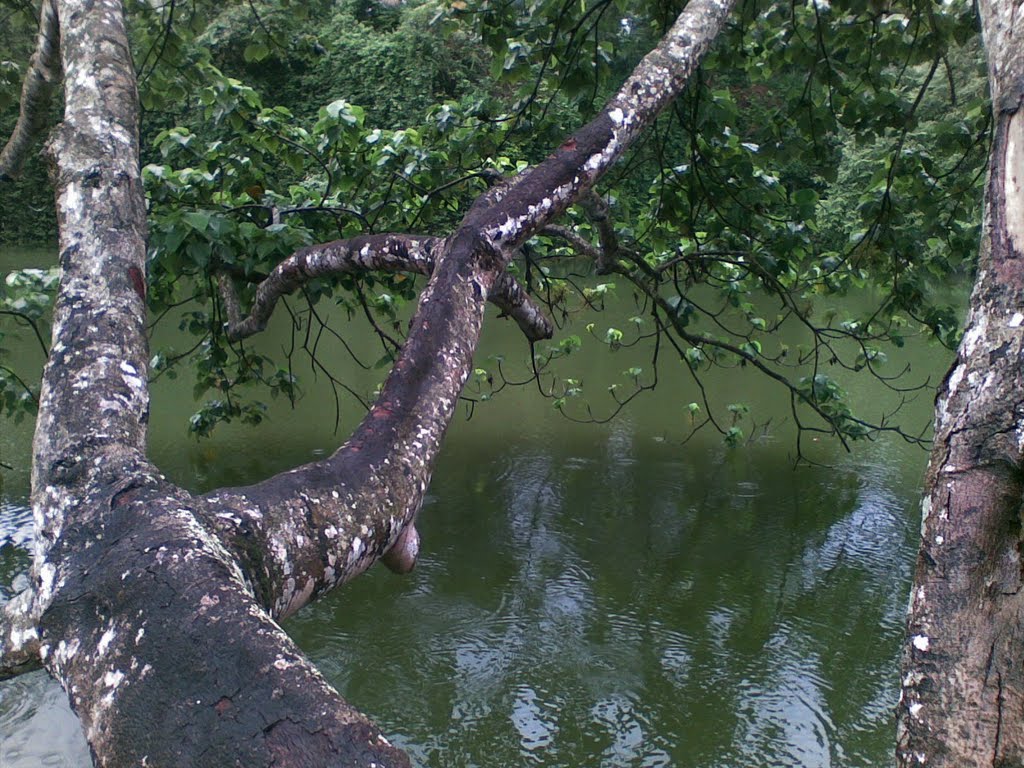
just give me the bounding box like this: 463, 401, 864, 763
0, 245, 952, 766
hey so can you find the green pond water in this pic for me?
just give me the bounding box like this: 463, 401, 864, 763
0, 245, 954, 767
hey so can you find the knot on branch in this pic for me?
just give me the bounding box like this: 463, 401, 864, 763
381, 523, 420, 574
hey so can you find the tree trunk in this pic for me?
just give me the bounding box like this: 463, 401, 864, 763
0, 0, 736, 763
898, 2, 1024, 765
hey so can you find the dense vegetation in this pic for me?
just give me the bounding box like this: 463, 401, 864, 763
1, 0, 989, 451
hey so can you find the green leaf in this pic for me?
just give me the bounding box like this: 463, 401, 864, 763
243, 41, 270, 63
183, 211, 211, 232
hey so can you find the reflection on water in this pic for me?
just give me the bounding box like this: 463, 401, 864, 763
0, 415, 928, 767
0, 672, 91, 768
284, 425, 924, 768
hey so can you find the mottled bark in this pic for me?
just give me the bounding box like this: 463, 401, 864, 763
898, 2, 1024, 765
0, 0, 60, 180
0, 0, 737, 763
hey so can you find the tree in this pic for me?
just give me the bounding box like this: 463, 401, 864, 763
0, 0, 1009, 764
0, 0, 737, 764
897, 1, 1024, 764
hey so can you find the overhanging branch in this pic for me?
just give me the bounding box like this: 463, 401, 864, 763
218, 233, 554, 342
201, 0, 737, 624
0, 0, 60, 180
542, 223, 602, 259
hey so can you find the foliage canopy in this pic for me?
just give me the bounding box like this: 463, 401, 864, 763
0, 0, 989, 454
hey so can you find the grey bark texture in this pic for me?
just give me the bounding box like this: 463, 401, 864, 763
898, 2, 1024, 765
0, 0, 737, 763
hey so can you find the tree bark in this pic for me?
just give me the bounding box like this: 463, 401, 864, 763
0, 0, 737, 763
898, 2, 1024, 765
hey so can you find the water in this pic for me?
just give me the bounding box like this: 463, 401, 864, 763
0, 245, 951, 766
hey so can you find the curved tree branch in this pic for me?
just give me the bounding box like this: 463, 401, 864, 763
542, 223, 602, 259
196, 0, 737, 634
217, 233, 554, 342
26, 2, 411, 764
0, 0, 60, 180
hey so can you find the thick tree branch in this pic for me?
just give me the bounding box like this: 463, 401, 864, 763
219, 234, 436, 340
218, 233, 553, 342
491, 270, 553, 340
29, 2, 411, 764
0, 0, 60, 180
468, 0, 735, 255
200, 0, 737, 631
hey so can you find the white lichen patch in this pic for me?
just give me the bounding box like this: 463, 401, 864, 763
902, 670, 924, 688
945, 364, 965, 397
8, 625, 38, 649
119, 360, 145, 392
37, 562, 56, 603
492, 215, 523, 242
199, 594, 220, 610
97, 627, 116, 656
961, 311, 989, 358
103, 669, 125, 689
54, 637, 80, 668
584, 145, 614, 173
99, 397, 126, 413
215, 511, 243, 528
60, 183, 83, 219
272, 655, 299, 671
